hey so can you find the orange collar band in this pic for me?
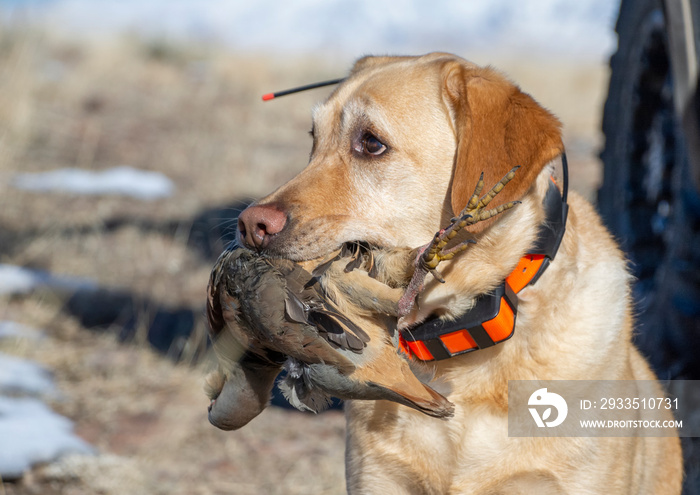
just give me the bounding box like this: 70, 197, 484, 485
399, 158, 569, 361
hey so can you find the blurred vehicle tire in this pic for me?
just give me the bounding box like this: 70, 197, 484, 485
599, 0, 700, 379
600, 2, 700, 493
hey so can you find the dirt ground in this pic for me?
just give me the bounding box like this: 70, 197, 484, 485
0, 26, 609, 494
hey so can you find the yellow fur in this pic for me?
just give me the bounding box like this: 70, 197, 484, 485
251, 53, 682, 494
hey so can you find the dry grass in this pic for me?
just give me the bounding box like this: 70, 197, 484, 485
0, 28, 338, 303
0, 24, 608, 494
0, 298, 346, 495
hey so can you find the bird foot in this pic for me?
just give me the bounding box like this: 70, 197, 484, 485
397, 166, 521, 318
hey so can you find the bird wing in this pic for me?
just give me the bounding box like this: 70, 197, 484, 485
274, 257, 370, 355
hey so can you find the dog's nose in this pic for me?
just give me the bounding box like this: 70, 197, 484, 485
237, 204, 287, 250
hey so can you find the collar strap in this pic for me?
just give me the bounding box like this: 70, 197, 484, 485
399, 157, 569, 361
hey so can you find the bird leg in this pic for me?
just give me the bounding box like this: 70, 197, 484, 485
397, 166, 521, 317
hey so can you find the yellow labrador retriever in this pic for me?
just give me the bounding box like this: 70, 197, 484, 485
235, 53, 682, 494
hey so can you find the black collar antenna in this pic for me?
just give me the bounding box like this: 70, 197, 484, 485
262, 78, 345, 101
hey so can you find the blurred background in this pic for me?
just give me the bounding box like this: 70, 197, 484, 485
0, 1, 625, 494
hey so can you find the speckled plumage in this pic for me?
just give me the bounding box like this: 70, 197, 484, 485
205, 246, 453, 428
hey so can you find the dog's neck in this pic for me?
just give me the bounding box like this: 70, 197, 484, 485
399, 156, 569, 362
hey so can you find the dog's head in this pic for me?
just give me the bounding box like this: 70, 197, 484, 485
237, 53, 563, 262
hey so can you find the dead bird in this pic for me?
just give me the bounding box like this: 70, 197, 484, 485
204, 168, 519, 429
205, 247, 454, 431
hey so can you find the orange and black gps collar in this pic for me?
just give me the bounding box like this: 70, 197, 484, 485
399, 155, 570, 361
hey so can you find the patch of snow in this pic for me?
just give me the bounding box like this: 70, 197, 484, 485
0, 353, 56, 397
0, 264, 40, 295
0, 321, 44, 341
12, 166, 175, 200
0, 264, 96, 296
0, 396, 93, 480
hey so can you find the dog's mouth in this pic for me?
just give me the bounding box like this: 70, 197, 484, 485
298, 240, 383, 271
237, 236, 384, 266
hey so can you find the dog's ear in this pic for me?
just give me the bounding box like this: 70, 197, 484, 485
443, 62, 563, 230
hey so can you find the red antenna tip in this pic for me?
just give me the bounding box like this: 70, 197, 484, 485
262, 93, 275, 101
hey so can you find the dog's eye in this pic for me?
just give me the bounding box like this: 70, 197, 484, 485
356, 133, 387, 156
